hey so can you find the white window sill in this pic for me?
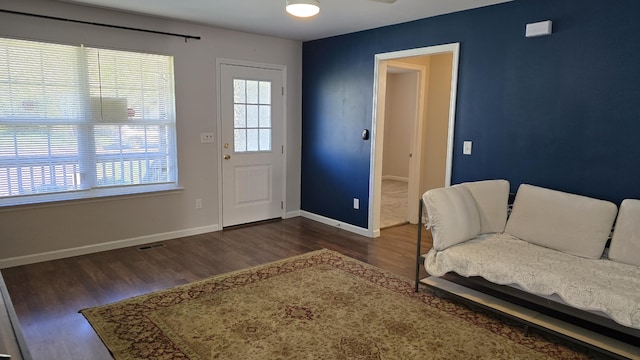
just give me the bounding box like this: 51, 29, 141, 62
0, 183, 184, 211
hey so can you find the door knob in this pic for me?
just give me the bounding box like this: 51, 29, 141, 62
224, 154, 231, 160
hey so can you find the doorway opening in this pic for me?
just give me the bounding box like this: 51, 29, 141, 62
380, 63, 422, 229
369, 43, 460, 237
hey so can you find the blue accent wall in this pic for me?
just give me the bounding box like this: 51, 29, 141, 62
302, 0, 640, 228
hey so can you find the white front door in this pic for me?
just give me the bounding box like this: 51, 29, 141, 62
220, 63, 284, 227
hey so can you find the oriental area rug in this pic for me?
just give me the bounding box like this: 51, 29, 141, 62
81, 249, 601, 360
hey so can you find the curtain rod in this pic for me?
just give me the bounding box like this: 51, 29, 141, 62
0, 9, 201, 42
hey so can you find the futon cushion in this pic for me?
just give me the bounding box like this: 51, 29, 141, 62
424, 185, 480, 251
609, 199, 640, 266
505, 184, 617, 259
461, 179, 510, 234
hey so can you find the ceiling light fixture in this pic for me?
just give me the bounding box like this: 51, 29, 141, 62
286, 0, 320, 18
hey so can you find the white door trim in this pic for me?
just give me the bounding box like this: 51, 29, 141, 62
369, 43, 460, 237
215, 58, 288, 228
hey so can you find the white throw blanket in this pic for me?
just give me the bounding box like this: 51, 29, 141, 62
425, 233, 640, 330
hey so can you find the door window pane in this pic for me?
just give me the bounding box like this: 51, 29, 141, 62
259, 82, 271, 104
247, 129, 259, 151
234, 129, 246, 152
233, 79, 245, 103
259, 105, 271, 128
234, 105, 246, 128
246, 105, 259, 128
232, 79, 273, 153
246, 80, 259, 104
259, 129, 271, 151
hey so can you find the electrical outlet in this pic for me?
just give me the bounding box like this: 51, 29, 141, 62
195, 198, 202, 209
200, 133, 215, 143
353, 198, 360, 210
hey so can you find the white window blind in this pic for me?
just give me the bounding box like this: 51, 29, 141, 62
0, 38, 178, 206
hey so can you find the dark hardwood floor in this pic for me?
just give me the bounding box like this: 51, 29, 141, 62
1, 217, 432, 360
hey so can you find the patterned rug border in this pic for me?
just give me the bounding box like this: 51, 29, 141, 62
80, 248, 597, 359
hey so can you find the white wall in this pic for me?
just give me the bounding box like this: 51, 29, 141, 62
0, 0, 302, 267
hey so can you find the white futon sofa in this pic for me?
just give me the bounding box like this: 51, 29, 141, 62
420, 180, 640, 337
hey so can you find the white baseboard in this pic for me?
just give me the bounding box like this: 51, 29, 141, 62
0, 224, 221, 269
300, 211, 374, 238
382, 175, 408, 182
284, 210, 301, 219
1, 212, 376, 268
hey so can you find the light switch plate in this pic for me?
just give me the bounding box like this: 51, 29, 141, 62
463, 141, 472, 155
526, 20, 552, 37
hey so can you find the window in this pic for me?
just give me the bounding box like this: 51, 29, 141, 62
233, 79, 272, 152
0, 38, 178, 206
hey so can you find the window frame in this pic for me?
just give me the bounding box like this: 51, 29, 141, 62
0, 37, 180, 208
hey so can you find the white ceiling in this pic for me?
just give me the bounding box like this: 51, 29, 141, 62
59, 0, 512, 41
